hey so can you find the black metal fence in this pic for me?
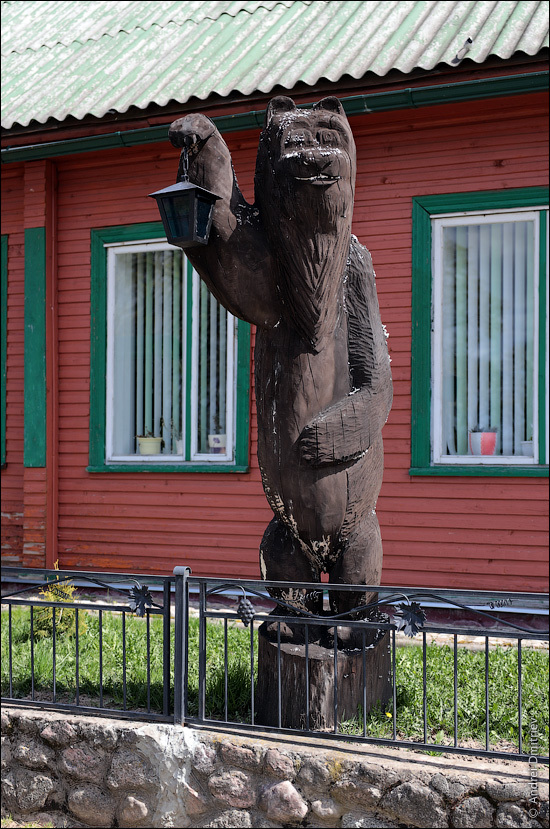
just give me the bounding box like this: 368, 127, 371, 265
1, 567, 173, 722
2, 565, 548, 763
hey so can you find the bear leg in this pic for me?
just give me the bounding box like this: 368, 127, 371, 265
260, 516, 322, 615
326, 515, 384, 647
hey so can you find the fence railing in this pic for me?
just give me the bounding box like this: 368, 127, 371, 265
1, 567, 173, 722
2, 565, 548, 763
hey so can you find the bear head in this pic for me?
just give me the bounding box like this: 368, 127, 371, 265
254, 96, 356, 349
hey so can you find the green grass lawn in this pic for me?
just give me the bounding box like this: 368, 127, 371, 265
2, 606, 548, 753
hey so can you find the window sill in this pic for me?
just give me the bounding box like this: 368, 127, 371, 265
87, 463, 250, 474
409, 465, 549, 478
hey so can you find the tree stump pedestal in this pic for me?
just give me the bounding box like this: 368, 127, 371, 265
255, 622, 391, 730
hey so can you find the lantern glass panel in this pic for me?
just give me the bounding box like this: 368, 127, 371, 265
163, 192, 192, 241
196, 195, 214, 240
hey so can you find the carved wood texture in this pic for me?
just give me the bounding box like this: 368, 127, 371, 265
169, 96, 393, 619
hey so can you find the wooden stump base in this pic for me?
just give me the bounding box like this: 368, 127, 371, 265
255, 623, 391, 730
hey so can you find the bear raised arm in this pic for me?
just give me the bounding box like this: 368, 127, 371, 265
168, 112, 281, 328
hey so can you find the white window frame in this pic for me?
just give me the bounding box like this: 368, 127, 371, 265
431, 208, 545, 466
104, 239, 237, 465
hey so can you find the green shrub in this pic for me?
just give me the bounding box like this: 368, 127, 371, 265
32, 561, 87, 641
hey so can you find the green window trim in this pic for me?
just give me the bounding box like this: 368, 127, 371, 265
411, 187, 549, 478
24, 226, 47, 467
1, 234, 7, 466
89, 222, 250, 473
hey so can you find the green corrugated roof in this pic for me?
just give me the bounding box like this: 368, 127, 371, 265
2, 1, 548, 130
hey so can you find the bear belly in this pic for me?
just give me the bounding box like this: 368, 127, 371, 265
255, 324, 351, 543
269, 463, 349, 544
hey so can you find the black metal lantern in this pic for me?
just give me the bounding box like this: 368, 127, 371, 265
149, 144, 221, 248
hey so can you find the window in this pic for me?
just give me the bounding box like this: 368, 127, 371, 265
411, 188, 548, 476
89, 223, 250, 471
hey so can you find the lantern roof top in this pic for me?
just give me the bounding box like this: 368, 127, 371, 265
2, 0, 548, 131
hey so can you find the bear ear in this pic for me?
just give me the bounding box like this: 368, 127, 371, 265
313, 96, 345, 116
265, 96, 296, 126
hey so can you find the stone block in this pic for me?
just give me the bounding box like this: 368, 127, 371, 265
264, 748, 296, 779
68, 784, 116, 827
332, 778, 382, 809
117, 794, 150, 827
60, 744, 108, 783
202, 810, 253, 828
341, 814, 398, 829
107, 748, 156, 791
296, 757, 331, 787
40, 720, 78, 747
431, 772, 467, 803
1, 770, 17, 813
13, 737, 55, 769
356, 760, 396, 789
540, 800, 549, 829
1, 736, 12, 770
381, 781, 448, 828
2, 768, 55, 813
193, 742, 218, 776
79, 721, 118, 752
451, 796, 494, 828
486, 780, 531, 802
495, 803, 541, 828
537, 800, 549, 828
183, 781, 210, 816
15, 716, 39, 736
260, 781, 308, 823
1, 712, 12, 734
208, 770, 257, 809
311, 797, 344, 820
220, 742, 262, 770
250, 815, 283, 828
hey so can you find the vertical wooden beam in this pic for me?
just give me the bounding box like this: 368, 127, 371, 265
23, 160, 57, 569
45, 161, 58, 568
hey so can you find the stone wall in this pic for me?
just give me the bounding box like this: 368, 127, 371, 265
1, 707, 548, 828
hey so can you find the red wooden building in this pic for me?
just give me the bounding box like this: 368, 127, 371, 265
1, 1, 548, 593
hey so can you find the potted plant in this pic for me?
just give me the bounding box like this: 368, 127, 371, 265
468, 425, 497, 456
208, 414, 226, 454
136, 429, 164, 455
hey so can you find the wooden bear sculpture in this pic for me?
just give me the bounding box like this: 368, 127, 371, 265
169, 96, 392, 638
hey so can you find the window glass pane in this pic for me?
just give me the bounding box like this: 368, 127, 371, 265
195, 279, 229, 455
110, 248, 184, 457
439, 219, 535, 459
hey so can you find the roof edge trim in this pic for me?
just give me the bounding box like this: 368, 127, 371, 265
2, 71, 548, 164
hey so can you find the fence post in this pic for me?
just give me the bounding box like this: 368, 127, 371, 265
173, 566, 191, 725
162, 578, 172, 717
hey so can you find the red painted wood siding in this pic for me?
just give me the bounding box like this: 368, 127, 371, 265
2, 91, 548, 592
352, 92, 549, 592
1, 165, 24, 565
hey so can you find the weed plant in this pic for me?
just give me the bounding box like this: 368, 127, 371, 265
2, 606, 548, 753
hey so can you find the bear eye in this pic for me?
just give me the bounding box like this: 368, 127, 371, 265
284, 130, 310, 147
317, 129, 339, 146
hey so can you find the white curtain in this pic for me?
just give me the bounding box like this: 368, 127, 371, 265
441, 220, 534, 457
112, 249, 183, 455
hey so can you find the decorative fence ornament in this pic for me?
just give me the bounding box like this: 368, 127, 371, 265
393, 601, 427, 637
236, 595, 256, 627
128, 583, 155, 617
